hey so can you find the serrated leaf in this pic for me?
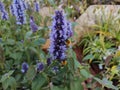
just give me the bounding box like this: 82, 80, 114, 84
33, 38, 45, 46
32, 73, 47, 90
80, 69, 91, 79
26, 66, 36, 81
25, 31, 32, 39
0, 70, 14, 82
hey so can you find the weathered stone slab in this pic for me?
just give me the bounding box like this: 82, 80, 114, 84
73, 5, 120, 44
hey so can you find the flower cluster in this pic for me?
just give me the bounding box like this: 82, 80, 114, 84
30, 16, 38, 32
21, 62, 44, 73
11, 0, 26, 25
0, 2, 9, 20
34, 1, 40, 12
21, 62, 29, 73
49, 10, 73, 62
36, 62, 44, 72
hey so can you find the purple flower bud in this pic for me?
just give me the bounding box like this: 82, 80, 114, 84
34, 1, 40, 12
30, 16, 38, 32
52, 66, 59, 73
66, 21, 73, 38
20, 40, 24, 43
47, 58, 52, 66
21, 62, 29, 73
36, 62, 44, 72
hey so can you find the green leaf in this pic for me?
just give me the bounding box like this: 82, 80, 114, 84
6, 39, 15, 45
26, 66, 36, 81
32, 73, 48, 90
33, 38, 45, 46
94, 77, 118, 90
8, 77, 17, 89
51, 86, 68, 90
80, 69, 91, 79
2, 78, 9, 90
25, 31, 32, 39
83, 54, 94, 61
0, 70, 14, 82
2, 76, 16, 90
70, 77, 84, 90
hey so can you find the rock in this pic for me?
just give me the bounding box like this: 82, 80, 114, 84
114, 0, 120, 3
39, 7, 54, 19
73, 5, 120, 44
39, 7, 54, 26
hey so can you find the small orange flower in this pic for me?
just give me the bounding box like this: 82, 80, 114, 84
61, 60, 67, 66
66, 39, 71, 46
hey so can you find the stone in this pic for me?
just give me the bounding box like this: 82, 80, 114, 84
73, 5, 120, 44
114, 0, 120, 2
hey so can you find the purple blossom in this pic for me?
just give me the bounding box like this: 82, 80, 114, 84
34, 1, 40, 12
49, 10, 68, 61
11, 0, 26, 25
22, 0, 28, 10
30, 16, 38, 32
36, 62, 44, 72
0, 2, 5, 12
9, 5, 15, 16
66, 21, 73, 38
52, 66, 59, 73
1, 10, 9, 20
21, 62, 29, 73
0, 2, 9, 20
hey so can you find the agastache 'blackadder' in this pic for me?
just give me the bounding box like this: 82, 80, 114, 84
11, 0, 26, 25
10, 5, 15, 16
21, 62, 29, 73
49, 10, 73, 62
36, 62, 44, 72
0, 2, 9, 20
30, 16, 38, 32
34, 1, 40, 12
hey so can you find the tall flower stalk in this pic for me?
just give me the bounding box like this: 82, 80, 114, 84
30, 16, 38, 32
11, 0, 26, 25
34, 1, 40, 12
49, 10, 73, 62
0, 2, 9, 20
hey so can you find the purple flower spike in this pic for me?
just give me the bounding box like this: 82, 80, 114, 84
0, 2, 5, 12
49, 10, 73, 61
0, 2, 9, 20
34, 1, 40, 12
49, 10, 68, 61
21, 62, 29, 73
22, 0, 28, 10
10, 5, 15, 16
30, 16, 38, 32
1, 10, 9, 20
36, 62, 44, 72
11, 0, 26, 25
